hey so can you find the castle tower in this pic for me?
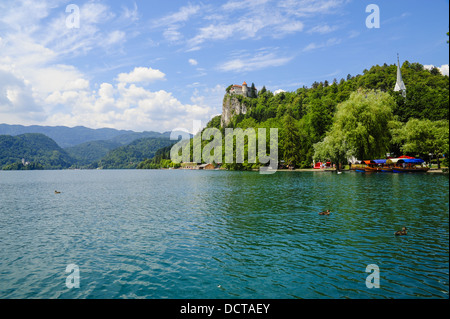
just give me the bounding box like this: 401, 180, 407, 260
394, 54, 406, 98
242, 81, 248, 97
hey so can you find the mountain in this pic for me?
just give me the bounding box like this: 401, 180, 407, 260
0, 133, 74, 169
108, 131, 172, 145
0, 124, 134, 148
93, 137, 177, 169
64, 131, 175, 166
64, 140, 122, 166
0, 124, 174, 149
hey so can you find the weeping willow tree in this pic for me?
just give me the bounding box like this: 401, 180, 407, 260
314, 89, 395, 170
391, 118, 449, 168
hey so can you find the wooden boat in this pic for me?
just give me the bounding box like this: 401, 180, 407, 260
391, 158, 429, 173
363, 160, 383, 173
392, 166, 429, 173
355, 157, 428, 173
364, 166, 379, 173
352, 163, 366, 172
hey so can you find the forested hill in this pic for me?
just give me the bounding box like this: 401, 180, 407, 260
0, 124, 173, 149
92, 137, 177, 169
216, 61, 448, 128
0, 124, 133, 148
0, 133, 74, 169
202, 61, 449, 169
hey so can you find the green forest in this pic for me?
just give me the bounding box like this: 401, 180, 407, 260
0, 133, 176, 170
91, 137, 176, 169
0, 133, 73, 170
148, 61, 449, 170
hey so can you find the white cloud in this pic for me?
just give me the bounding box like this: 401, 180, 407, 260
104, 30, 126, 46
184, 0, 349, 50
0, 61, 217, 132
277, 21, 305, 34
308, 24, 338, 34
424, 64, 449, 76
43, 82, 215, 132
277, 0, 348, 17
116, 67, 166, 84
274, 89, 286, 95
189, 59, 198, 66
0, 68, 45, 121
153, 4, 201, 43
218, 50, 294, 72
163, 27, 183, 42
122, 2, 139, 22
303, 37, 341, 52
153, 4, 201, 27
222, 0, 271, 12
348, 30, 360, 38
440, 65, 450, 76
80, 2, 115, 25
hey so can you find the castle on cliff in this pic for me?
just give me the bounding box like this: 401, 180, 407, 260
229, 81, 257, 98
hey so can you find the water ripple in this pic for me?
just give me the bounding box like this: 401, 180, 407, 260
0, 170, 448, 299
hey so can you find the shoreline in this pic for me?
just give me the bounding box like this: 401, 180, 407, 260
276, 168, 446, 173
1, 167, 447, 173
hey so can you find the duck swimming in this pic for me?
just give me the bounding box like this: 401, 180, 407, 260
54, 190, 61, 194
319, 210, 331, 215
394, 227, 408, 236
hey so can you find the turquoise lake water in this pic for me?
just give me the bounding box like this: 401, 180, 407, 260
0, 170, 448, 299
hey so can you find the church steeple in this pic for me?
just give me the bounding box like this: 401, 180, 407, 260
394, 54, 406, 98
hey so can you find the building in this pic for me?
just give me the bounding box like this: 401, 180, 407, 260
229, 81, 257, 98
181, 162, 199, 169
394, 54, 406, 98
198, 163, 215, 170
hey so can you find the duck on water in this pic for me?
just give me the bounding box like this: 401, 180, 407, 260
395, 227, 408, 236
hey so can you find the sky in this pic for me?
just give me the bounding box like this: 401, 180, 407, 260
0, 0, 448, 133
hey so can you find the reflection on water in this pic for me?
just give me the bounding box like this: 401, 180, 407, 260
0, 170, 448, 299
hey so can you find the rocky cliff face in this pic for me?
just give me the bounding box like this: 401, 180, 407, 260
221, 94, 247, 127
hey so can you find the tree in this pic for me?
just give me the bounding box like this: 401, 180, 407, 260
313, 90, 395, 166
303, 98, 334, 143
250, 83, 257, 98
313, 132, 350, 172
259, 86, 267, 95
391, 119, 449, 168
281, 109, 301, 167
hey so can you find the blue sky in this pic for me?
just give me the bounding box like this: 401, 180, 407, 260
0, 0, 448, 133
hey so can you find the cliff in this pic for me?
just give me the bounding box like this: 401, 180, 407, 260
221, 94, 248, 127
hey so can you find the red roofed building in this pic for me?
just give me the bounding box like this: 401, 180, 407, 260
229, 81, 257, 97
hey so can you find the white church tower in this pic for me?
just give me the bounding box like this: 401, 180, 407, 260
394, 54, 406, 98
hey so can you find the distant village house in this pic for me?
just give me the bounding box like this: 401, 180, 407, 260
181, 162, 216, 170
198, 163, 215, 170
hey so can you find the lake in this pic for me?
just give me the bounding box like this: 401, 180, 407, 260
0, 170, 448, 299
